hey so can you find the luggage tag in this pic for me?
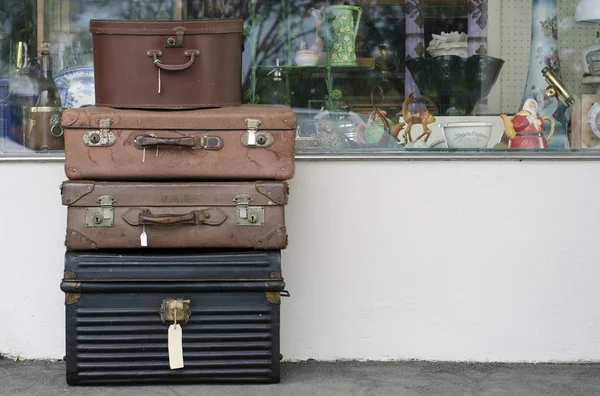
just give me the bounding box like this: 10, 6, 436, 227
140, 225, 148, 247
168, 308, 184, 369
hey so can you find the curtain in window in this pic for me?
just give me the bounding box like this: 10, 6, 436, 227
467, 0, 488, 56
404, 0, 425, 102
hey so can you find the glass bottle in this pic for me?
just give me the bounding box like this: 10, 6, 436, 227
26, 42, 64, 151
36, 42, 61, 108
267, 58, 287, 105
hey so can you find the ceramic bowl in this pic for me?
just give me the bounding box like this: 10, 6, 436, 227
405, 55, 504, 115
439, 121, 493, 149
295, 50, 319, 67
54, 66, 95, 108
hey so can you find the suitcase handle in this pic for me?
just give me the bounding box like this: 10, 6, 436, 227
123, 208, 228, 226
150, 50, 200, 71
140, 212, 196, 225
134, 134, 223, 150
135, 135, 195, 148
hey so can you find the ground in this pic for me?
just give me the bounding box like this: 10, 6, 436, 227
0, 359, 598, 395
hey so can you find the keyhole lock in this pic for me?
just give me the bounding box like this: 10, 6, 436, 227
248, 213, 258, 223
89, 133, 100, 144
167, 37, 176, 46
256, 134, 267, 145
92, 215, 103, 225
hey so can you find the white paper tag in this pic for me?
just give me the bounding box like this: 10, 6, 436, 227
140, 231, 147, 247
168, 324, 184, 369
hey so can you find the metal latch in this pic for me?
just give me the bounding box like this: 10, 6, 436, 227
244, 119, 261, 146
241, 118, 274, 148
83, 118, 116, 147
85, 195, 116, 227
160, 298, 191, 325
233, 194, 264, 226
165, 27, 186, 48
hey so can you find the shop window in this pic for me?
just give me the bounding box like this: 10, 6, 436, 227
0, 0, 598, 159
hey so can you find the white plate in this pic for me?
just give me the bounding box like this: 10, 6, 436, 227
54, 66, 95, 108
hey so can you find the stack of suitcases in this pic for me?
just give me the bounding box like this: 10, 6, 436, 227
58, 19, 296, 385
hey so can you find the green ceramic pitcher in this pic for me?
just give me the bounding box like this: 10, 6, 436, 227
327, 5, 362, 66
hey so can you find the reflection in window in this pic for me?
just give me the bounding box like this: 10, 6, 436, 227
0, 0, 590, 156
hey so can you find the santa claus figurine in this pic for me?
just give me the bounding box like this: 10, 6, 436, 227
500, 99, 555, 149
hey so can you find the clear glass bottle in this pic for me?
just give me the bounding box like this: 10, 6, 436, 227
266, 58, 287, 105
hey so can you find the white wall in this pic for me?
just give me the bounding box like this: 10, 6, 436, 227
1, 160, 600, 362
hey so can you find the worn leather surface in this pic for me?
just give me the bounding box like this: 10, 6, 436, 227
62, 180, 288, 250
90, 19, 243, 109
63, 105, 296, 180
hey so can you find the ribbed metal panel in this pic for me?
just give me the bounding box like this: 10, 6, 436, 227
66, 292, 280, 384
65, 250, 281, 281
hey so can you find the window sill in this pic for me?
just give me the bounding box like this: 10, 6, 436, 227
2, 150, 600, 163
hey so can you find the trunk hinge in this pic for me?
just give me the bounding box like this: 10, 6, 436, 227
85, 195, 117, 227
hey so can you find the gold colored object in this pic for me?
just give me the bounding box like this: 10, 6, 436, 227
65, 292, 81, 305
542, 67, 575, 106
15, 41, 26, 70
160, 299, 191, 325
266, 292, 281, 304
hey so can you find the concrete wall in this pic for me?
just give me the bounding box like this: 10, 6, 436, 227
1, 160, 600, 362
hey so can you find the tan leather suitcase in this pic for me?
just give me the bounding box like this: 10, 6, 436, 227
61, 180, 289, 251
90, 19, 243, 109
62, 105, 296, 180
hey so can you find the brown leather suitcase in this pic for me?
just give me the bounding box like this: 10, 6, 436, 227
61, 180, 289, 251
90, 19, 243, 109
62, 105, 296, 180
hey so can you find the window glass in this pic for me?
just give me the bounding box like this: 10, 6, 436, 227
0, 0, 598, 157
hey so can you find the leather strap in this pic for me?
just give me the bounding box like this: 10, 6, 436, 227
133, 135, 223, 150
122, 208, 227, 226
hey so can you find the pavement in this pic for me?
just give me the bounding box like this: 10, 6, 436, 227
0, 359, 598, 396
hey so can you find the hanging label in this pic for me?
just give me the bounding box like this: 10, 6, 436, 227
168, 324, 184, 369
140, 225, 147, 247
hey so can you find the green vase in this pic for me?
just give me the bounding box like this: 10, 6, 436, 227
327, 5, 362, 66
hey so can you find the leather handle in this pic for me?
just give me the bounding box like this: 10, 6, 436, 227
151, 50, 199, 71
123, 208, 228, 226
134, 134, 223, 150
135, 135, 195, 148
139, 212, 196, 225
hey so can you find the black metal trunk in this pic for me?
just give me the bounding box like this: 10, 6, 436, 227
61, 250, 284, 385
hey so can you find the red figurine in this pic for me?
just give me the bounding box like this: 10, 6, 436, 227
500, 99, 555, 149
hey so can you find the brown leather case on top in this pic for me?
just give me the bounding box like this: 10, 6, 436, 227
62, 105, 296, 180
61, 180, 289, 251
90, 19, 243, 109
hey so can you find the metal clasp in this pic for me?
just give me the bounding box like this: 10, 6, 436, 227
233, 194, 253, 219
160, 298, 191, 325
244, 119, 262, 146
166, 27, 186, 48
83, 118, 116, 147
85, 195, 116, 227
233, 194, 264, 226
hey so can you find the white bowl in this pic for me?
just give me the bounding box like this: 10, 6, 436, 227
295, 50, 319, 67
426, 42, 468, 58
439, 121, 493, 149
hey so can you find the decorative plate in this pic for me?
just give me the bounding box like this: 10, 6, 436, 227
54, 66, 95, 108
